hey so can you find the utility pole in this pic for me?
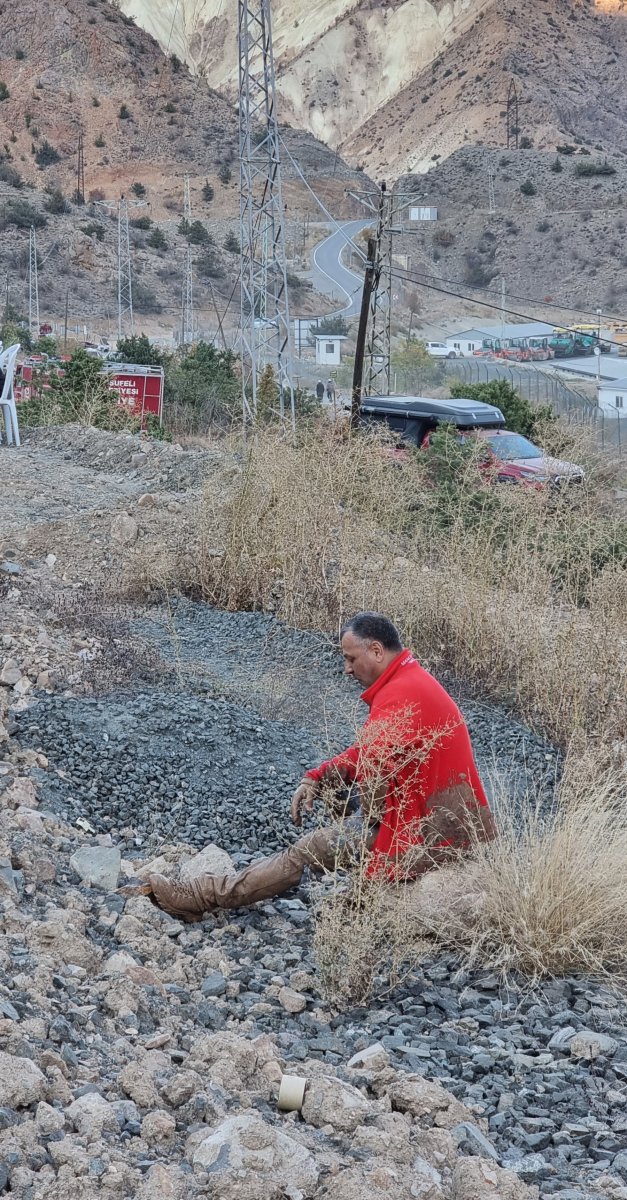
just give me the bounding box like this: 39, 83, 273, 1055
29, 226, 40, 343
238, 0, 295, 428
500, 278, 506, 342
76, 130, 85, 206
488, 164, 496, 215
181, 175, 194, 346
63, 288, 69, 352
351, 237, 377, 430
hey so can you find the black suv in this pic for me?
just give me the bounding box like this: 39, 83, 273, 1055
359, 395, 506, 447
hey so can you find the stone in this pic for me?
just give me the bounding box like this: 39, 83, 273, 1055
192, 1112, 319, 1198
35, 1102, 65, 1135
201, 971, 227, 998
0, 1052, 46, 1108
67, 1093, 118, 1138
69, 846, 121, 891
110, 513, 139, 546
278, 986, 307, 1014
388, 1075, 476, 1129
136, 1163, 189, 1200
509, 1153, 552, 1183
411, 1156, 444, 1199
137, 493, 157, 507
179, 843, 235, 882
0, 859, 17, 897
301, 1074, 371, 1133
0, 660, 21, 686
131, 452, 147, 467
141, 1109, 176, 1144
119, 1062, 161, 1109
3, 777, 39, 811
547, 1027, 577, 1053
160, 1070, 202, 1109
452, 1121, 500, 1162
347, 1043, 390, 1072
0, 562, 22, 576
452, 1157, 536, 1199
569, 1030, 619, 1060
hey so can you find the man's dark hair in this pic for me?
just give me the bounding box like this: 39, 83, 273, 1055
341, 612, 403, 652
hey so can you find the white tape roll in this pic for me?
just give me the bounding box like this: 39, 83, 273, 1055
278, 1074, 307, 1112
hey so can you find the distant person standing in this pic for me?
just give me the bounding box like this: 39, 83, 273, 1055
316, 379, 325, 402
326, 378, 336, 403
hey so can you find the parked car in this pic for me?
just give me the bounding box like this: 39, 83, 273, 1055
465, 429, 585, 486
359, 394, 505, 446
426, 341, 457, 359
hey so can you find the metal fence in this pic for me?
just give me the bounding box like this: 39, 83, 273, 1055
440, 359, 626, 457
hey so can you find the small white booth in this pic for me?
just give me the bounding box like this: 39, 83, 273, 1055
598, 379, 627, 413
314, 335, 347, 367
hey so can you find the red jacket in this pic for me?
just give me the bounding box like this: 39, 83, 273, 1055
306, 650, 489, 876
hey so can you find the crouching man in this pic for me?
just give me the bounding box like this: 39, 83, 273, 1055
122, 613, 495, 921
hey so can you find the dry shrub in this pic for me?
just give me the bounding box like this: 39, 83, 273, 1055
177, 421, 625, 752
414, 758, 627, 985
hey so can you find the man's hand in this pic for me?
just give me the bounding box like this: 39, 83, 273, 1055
290, 777, 319, 827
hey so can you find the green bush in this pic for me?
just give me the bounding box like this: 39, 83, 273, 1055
147, 227, 168, 251
131, 215, 152, 230
15, 50, 25, 61
196, 246, 225, 278
202, 180, 214, 203
119, 104, 131, 120
0, 161, 22, 188
519, 136, 533, 149
133, 281, 163, 314
80, 222, 105, 241
574, 159, 616, 177
94, 134, 105, 148
44, 187, 70, 214
550, 157, 563, 173
520, 179, 537, 196
116, 334, 169, 366
1, 198, 47, 229
166, 343, 240, 428
224, 231, 240, 254
218, 163, 232, 185
35, 140, 61, 168
131, 181, 146, 197
556, 144, 576, 155
0, 83, 9, 101
449, 378, 553, 440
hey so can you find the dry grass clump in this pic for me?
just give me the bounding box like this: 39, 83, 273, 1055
416, 758, 627, 986
179, 421, 625, 752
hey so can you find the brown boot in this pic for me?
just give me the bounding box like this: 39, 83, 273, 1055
141, 819, 379, 919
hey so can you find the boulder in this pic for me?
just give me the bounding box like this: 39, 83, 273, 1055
0, 1052, 46, 1108
180, 843, 235, 882
452, 1157, 537, 1199
141, 1109, 176, 1144
70, 846, 121, 891
569, 1030, 618, 1060
388, 1075, 478, 1129
192, 1112, 319, 1198
119, 1062, 162, 1109
67, 1093, 118, 1138
278, 986, 307, 1014
110, 513, 139, 546
301, 1074, 371, 1133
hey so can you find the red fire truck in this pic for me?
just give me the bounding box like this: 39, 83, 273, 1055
15, 359, 164, 425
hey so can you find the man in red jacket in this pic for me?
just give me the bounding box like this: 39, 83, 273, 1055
130, 613, 495, 920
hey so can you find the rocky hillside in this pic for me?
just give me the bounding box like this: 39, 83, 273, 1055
392, 145, 627, 317
119, 0, 627, 179
0, 0, 365, 338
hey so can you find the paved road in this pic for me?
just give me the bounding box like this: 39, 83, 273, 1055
310, 220, 370, 317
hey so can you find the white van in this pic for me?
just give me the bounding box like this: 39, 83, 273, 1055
426, 341, 457, 359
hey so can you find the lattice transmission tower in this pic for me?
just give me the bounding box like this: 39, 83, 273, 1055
29, 226, 40, 342
238, 0, 294, 426
117, 198, 133, 341
364, 182, 393, 397
181, 174, 194, 346
76, 130, 85, 206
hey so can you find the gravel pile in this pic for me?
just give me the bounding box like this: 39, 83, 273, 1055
15, 603, 561, 855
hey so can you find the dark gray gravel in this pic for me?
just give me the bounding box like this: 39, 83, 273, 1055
14, 601, 560, 854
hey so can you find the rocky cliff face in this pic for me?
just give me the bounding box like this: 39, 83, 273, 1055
119, 0, 627, 178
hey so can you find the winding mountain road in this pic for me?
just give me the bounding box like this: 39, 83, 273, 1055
309, 220, 370, 317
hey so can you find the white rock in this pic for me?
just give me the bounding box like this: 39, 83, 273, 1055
388, 1075, 476, 1129
70, 846, 121, 891
278, 986, 307, 1014
3, 778, 38, 809
411, 1155, 443, 1199
301, 1074, 371, 1133
137, 492, 157, 507
67, 1092, 118, 1138
570, 1029, 618, 1060
110, 512, 139, 546
451, 1157, 534, 1199
180, 843, 235, 882
347, 1043, 389, 1072
141, 1109, 176, 1143
192, 1112, 319, 1197
0, 660, 21, 686
35, 1101, 65, 1135
0, 1051, 46, 1107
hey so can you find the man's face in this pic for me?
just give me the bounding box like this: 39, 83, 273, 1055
340, 631, 387, 688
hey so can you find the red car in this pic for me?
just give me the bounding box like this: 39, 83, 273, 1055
468, 429, 585, 486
